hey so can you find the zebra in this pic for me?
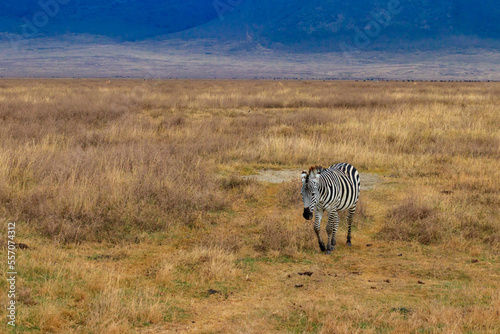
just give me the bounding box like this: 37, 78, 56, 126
301, 163, 360, 255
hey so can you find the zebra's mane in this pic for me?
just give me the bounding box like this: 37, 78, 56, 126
308, 165, 325, 176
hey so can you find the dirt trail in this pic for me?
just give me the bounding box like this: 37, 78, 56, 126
242, 169, 381, 190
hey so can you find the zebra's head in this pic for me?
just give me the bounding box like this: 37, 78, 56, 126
301, 166, 322, 220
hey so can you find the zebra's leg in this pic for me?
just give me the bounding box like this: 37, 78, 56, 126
346, 206, 356, 246
314, 210, 326, 252
325, 210, 339, 255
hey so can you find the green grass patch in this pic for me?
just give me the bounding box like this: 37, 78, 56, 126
277, 310, 322, 334
163, 304, 189, 323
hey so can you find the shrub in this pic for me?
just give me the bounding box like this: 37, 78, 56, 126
378, 196, 442, 245
219, 174, 254, 190
254, 214, 316, 254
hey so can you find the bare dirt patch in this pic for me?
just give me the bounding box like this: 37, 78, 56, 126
242, 169, 381, 190
360, 173, 382, 190
242, 169, 302, 184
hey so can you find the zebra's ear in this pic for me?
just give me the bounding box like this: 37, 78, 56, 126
315, 173, 321, 182
301, 171, 307, 183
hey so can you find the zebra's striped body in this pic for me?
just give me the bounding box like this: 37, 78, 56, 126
301, 163, 360, 254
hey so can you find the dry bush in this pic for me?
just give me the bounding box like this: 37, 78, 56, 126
255, 214, 316, 254
219, 174, 254, 190
378, 196, 442, 245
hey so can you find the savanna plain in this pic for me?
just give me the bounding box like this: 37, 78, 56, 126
0, 79, 499, 333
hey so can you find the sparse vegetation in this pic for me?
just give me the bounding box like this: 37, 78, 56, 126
0, 79, 499, 333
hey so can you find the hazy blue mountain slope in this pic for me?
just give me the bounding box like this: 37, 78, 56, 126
177, 0, 500, 50
1, 0, 499, 49
0, 0, 220, 40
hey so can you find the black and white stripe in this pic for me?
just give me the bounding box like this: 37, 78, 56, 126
301, 163, 360, 254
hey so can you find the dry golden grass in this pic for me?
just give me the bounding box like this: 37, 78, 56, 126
0, 79, 499, 333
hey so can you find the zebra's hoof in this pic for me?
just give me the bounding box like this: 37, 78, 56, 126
319, 242, 326, 252
325, 250, 332, 255
346, 241, 352, 247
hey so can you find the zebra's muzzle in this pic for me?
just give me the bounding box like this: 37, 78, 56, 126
303, 208, 313, 220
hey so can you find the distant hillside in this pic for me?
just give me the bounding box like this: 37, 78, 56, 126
0, 0, 220, 40
1, 0, 499, 51
201, 0, 500, 51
